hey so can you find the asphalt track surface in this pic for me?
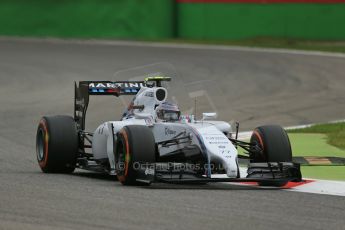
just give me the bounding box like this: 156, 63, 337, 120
0, 39, 344, 230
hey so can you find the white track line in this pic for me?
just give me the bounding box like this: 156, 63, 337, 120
287, 179, 345, 197
1, 36, 345, 59
220, 170, 345, 197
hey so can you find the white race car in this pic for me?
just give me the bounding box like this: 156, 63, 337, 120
36, 74, 301, 186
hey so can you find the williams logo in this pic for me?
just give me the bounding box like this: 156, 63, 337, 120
165, 127, 177, 136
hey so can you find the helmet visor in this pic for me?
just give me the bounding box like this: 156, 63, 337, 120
159, 110, 180, 121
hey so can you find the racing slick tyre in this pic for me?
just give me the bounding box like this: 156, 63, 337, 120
36, 116, 78, 173
250, 125, 292, 162
115, 125, 156, 185
250, 125, 292, 187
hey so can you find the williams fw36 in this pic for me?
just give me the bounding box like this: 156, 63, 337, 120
36, 70, 301, 186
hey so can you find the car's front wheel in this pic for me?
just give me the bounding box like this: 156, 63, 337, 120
250, 125, 292, 163
115, 125, 156, 185
249, 125, 293, 186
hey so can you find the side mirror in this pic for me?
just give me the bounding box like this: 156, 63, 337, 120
202, 112, 217, 120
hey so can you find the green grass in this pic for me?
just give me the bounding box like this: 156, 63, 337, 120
287, 122, 345, 181
288, 133, 345, 157
288, 133, 344, 181
288, 122, 345, 151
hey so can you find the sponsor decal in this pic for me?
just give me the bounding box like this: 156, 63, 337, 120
98, 125, 105, 134
145, 167, 155, 176
75, 111, 83, 118
75, 98, 84, 106
205, 136, 227, 140
205, 135, 229, 144
145, 91, 154, 97
89, 83, 116, 88
145, 117, 154, 126
165, 127, 177, 136
88, 82, 145, 88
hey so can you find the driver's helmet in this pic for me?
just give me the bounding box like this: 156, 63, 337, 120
155, 102, 181, 122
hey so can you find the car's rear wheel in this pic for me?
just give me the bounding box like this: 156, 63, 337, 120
250, 125, 292, 186
36, 116, 78, 173
115, 125, 156, 185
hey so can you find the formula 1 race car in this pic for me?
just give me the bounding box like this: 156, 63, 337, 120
36, 70, 302, 186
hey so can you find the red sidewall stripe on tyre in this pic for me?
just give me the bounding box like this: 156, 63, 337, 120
253, 130, 264, 150
117, 129, 130, 182
38, 119, 49, 168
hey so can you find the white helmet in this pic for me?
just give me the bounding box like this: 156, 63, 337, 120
155, 102, 180, 122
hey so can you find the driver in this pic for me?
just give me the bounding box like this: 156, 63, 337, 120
155, 102, 181, 122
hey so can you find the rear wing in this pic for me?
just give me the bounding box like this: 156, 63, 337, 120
74, 81, 145, 130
